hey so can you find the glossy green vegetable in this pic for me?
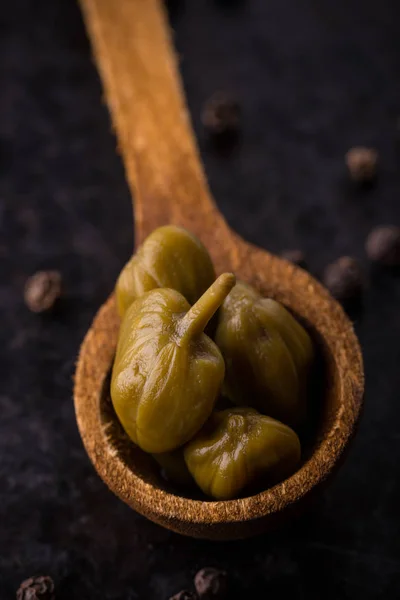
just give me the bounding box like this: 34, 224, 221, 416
184, 407, 301, 500
153, 449, 194, 487
215, 281, 314, 427
111, 273, 236, 453
116, 225, 215, 317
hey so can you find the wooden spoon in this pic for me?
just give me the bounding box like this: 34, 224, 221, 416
74, 0, 364, 540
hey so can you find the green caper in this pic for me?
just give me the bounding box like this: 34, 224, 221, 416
116, 225, 215, 317
215, 281, 314, 427
111, 274, 236, 453
153, 449, 194, 487
184, 407, 301, 500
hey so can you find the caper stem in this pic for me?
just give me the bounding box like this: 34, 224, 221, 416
178, 273, 236, 343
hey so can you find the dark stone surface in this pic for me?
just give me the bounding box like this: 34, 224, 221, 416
1, 0, 400, 598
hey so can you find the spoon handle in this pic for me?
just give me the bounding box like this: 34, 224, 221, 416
80, 0, 227, 247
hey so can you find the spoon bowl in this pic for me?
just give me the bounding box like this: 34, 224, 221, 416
75, 0, 364, 539
75, 239, 363, 540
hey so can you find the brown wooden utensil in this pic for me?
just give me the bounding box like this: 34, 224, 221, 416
74, 0, 364, 540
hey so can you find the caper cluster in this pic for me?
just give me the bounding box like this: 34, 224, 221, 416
111, 226, 314, 500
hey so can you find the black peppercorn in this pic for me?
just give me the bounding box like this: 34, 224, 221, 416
194, 567, 227, 600
24, 270, 62, 313
169, 591, 198, 600
202, 92, 240, 137
366, 225, 400, 267
17, 576, 55, 600
322, 257, 364, 303
345, 146, 378, 184
281, 249, 307, 270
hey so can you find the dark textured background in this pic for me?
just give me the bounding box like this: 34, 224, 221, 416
1, 0, 400, 598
